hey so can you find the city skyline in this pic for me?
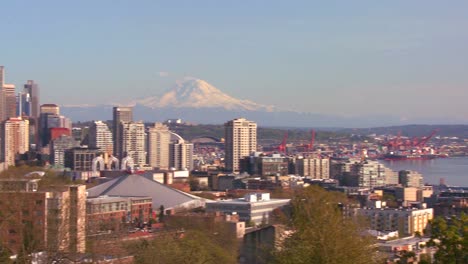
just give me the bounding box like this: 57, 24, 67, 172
1, 1, 468, 124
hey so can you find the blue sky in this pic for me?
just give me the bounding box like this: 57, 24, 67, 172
1, 1, 468, 123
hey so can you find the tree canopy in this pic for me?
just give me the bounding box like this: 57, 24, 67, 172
273, 186, 377, 264
428, 213, 467, 264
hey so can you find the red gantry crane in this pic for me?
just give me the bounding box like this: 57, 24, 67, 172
307, 129, 316, 152
277, 132, 288, 153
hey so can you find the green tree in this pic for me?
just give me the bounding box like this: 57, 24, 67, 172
273, 186, 377, 264
428, 213, 467, 264
129, 230, 236, 264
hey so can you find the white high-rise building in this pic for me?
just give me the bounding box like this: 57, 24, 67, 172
147, 123, 170, 169
3, 117, 29, 167
121, 121, 146, 166
89, 121, 113, 154
169, 138, 194, 171
224, 118, 257, 172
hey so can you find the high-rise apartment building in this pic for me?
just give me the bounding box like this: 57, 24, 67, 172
2, 117, 29, 167
121, 121, 146, 166
147, 123, 170, 169
112, 107, 133, 158
169, 137, 194, 171
224, 118, 257, 172
89, 121, 113, 154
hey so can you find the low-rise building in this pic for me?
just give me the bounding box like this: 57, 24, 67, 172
240, 153, 289, 177
357, 207, 433, 236
0, 179, 86, 254
295, 157, 330, 179
206, 193, 290, 225
86, 196, 152, 233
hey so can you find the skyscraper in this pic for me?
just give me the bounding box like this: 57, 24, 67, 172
3, 84, 16, 119
147, 123, 170, 169
112, 107, 133, 158
121, 121, 146, 166
23, 80, 40, 118
3, 117, 29, 167
39, 104, 70, 147
169, 137, 193, 171
224, 118, 257, 172
89, 121, 113, 154
0, 66, 17, 121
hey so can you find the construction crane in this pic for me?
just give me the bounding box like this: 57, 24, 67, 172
277, 132, 288, 153
414, 129, 438, 147
307, 130, 316, 152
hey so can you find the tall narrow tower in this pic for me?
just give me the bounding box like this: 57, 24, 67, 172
0, 66, 17, 121
3, 117, 29, 167
169, 134, 193, 171
112, 106, 133, 158
147, 123, 170, 169
224, 118, 257, 172
23, 80, 40, 118
121, 121, 146, 166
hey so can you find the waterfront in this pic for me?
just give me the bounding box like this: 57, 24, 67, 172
381, 157, 468, 187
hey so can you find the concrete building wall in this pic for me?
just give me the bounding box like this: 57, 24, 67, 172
224, 118, 257, 172
147, 123, 170, 169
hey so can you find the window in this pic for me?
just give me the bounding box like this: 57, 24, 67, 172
36, 200, 43, 205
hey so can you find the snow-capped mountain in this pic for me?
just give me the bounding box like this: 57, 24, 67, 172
130, 78, 275, 112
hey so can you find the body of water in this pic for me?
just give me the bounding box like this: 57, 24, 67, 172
380, 157, 468, 187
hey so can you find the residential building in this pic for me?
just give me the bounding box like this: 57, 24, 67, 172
335, 160, 396, 188
399, 170, 424, 188
295, 157, 330, 179
357, 207, 433, 236
169, 135, 193, 171
206, 193, 290, 225
121, 121, 146, 166
0, 180, 86, 254
88, 120, 113, 154
147, 123, 171, 169
112, 106, 133, 158
224, 118, 257, 172
2, 117, 29, 167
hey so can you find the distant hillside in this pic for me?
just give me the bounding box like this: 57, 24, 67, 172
73, 121, 351, 144
339, 124, 468, 138
167, 123, 350, 144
